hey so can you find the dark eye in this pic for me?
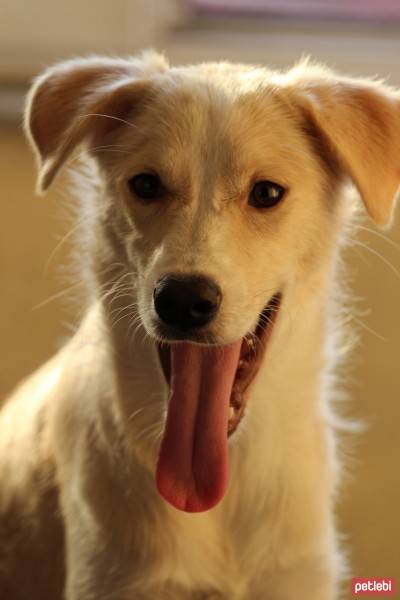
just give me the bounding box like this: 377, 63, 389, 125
249, 180, 286, 209
128, 173, 164, 201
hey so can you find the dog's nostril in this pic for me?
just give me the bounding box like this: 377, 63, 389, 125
153, 274, 222, 331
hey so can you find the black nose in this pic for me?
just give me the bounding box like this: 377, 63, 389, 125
153, 274, 222, 331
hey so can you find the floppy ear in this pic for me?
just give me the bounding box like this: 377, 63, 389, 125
25, 53, 168, 192
292, 70, 400, 227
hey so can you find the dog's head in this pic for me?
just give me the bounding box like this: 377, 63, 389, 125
25, 53, 400, 511
25, 52, 400, 347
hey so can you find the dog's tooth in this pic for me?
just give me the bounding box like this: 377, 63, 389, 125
249, 338, 256, 350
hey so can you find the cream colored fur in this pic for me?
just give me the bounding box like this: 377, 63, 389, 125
1, 51, 399, 600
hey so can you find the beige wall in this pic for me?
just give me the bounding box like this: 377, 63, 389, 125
0, 0, 179, 80
0, 5, 399, 597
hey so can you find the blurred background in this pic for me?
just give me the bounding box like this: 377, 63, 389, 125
1, 1, 399, 596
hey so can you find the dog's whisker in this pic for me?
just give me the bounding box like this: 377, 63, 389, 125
90, 147, 132, 156
78, 112, 139, 130
109, 304, 136, 323
134, 421, 163, 444
108, 295, 136, 310
109, 305, 138, 329
68, 146, 133, 169
342, 310, 387, 342
125, 317, 144, 339
350, 240, 400, 281
44, 221, 86, 276
91, 143, 131, 151
107, 289, 136, 306
128, 406, 147, 423
32, 281, 84, 311
98, 272, 133, 304
354, 224, 400, 252
126, 314, 143, 335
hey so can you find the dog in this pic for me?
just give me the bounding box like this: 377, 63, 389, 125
0, 51, 399, 600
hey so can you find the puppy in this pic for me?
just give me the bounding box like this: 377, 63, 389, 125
0, 51, 399, 600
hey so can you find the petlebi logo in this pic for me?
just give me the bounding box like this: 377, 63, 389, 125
352, 578, 396, 596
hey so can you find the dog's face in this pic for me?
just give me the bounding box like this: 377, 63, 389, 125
26, 53, 400, 347
108, 74, 338, 345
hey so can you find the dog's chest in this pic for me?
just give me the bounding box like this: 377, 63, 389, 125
144, 494, 272, 599
153, 513, 245, 598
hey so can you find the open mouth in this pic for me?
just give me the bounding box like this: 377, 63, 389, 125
157, 293, 281, 435
155, 293, 282, 513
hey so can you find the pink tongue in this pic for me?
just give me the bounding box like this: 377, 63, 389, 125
156, 341, 242, 512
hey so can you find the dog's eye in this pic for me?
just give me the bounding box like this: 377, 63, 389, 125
128, 173, 164, 201
249, 181, 285, 209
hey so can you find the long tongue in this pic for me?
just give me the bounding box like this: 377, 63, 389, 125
156, 341, 242, 512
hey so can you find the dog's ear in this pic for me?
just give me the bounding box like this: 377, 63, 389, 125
290, 67, 400, 227
25, 52, 168, 192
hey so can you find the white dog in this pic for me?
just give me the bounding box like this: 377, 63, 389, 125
0, 51, 399, 600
